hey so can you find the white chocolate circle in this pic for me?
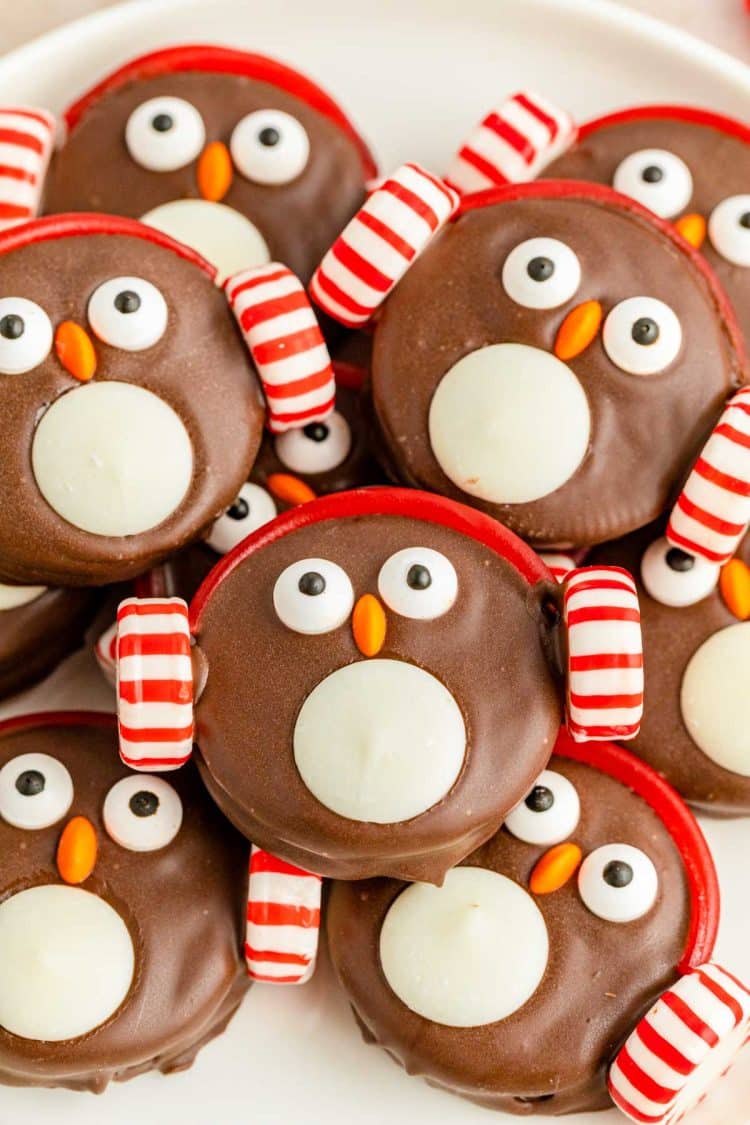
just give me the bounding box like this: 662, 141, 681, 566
708, 195, 750, 267
505, 769, 580, 846
681, 623, 750, 776
0, 886, 134, 1041
428, 343, 590, 504
88, 276, 168, 352
377, 547, 458, 620
612, 148, 693, 219
0, 297, 53, 375
0, 752, 73, 830
640, 537, 719, 607
501, 237, 581, 310
274, 412, 352, 475
103, 774, 183, 852
293, 659, 466, 823
380, 867, 548, 1027
602, 297, 682, 376
578, 843, 658, 923
207, 482, 277, 555
31, 382, 193, 537
0, 583, 47, 610
125, 96, 205, 173
141, 199, 270, 284
230, 110, 310, 186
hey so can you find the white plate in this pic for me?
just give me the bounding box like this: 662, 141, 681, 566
1, 0, 750, 1121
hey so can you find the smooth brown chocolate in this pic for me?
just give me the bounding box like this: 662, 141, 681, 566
0, 587, 101, 699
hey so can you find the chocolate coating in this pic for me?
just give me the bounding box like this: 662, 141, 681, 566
0, 715, 248, 1091
193, 509, 562, 882
591, 523, 750, 814
327, 755, 690, 1114
372, 188, 743, 547
0, 230, 264, 586
545, 115, 750, 348
44, 70, 367, 284
0, 587, 101, 698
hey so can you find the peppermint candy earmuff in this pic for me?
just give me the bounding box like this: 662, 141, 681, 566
0, 108, 56, 230
245, 846, 321, 984
539, 552, 577, 583
667, 387, 750, 565
309, 163, 459, 328
226, 263, 336, 433
444, 91, 577, 196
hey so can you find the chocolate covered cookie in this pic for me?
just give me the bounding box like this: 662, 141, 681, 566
0, 583, 101, 698
328, 731, 749, 1120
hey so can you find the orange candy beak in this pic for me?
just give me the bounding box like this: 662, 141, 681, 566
530, 842, 583, 895
197, 141, 233, 203
57, 815, 98, 885
266, 473, 317, 506
55, 321, 97, 382
554, 300, 603, 361
674, 213, 707, 250
720, 558, 750, 620
352, 593, 387, 657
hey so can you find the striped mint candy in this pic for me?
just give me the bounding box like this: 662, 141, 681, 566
226, 263, 335, 434
116, 597, 194, 771
309, 163, 460, 328
245, 846, 322, 984
444, 91, 577, 196
539, 552, 577, 583
563, 566, 644, 742
94, 619, 118, 687
0, 108, 55, 230
609, 962, 750, 1124
667, 387, 750, 565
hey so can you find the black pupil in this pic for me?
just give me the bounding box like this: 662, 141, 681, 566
15, 769, 45, 797
642, 165, 663, 183
129, 791, 159, 817
740, 212, 750, 230
525, 785, 554, 813
227, 497, 249, 521
303, 422, 329, 443
299, 571, 326, 596
259, 126, 281, 147
151, 113, 174, 133
666, 547, 695, 573
631, 317, 659, 346
603, 859, 634, 888
527, 256, 554, 282
114, 290, 141, 315
406, 564, 432, 590
0, 314, 24, 340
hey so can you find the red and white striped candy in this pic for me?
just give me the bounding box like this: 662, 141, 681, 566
94, 618, 118, 687
609, 963, 750, 1124
226, 263, 335, 434
245, 846, 322, 984
116, 597, 194, 771
540, 552, 577, 583
444, 91, 577, 196
667, 388, 750, 565
0, 108, 55, 230
563, 566, 644, 742
309, 163, 459, 328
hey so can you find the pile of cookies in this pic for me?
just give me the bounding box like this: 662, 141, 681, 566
0, 42, 749, 1121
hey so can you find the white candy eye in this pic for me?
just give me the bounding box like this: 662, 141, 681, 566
505, 769, 580, 845
88, 276, 168, 352
501, 237, 581, 310
641, 536, 720, 607
125, 96, 205, 172
612, 149, 693, 219
377, 548, 458, 621
708, 195, 750, 266
230, 110, 310, 185
0, 298, 52, 375
578, 843, 658, 923
274, 412, 352, 475
273, 558, 354, 635
0, 753, 73, 830
103, 775, 182, 852
603, 297, 682, 375
207, 482, 277, 555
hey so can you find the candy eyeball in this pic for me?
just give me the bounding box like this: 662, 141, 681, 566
505, 769, 581, 845
708, 195, 750, 267
603, 296, 682, 375
612, 149, 693, 219
88, 276, 168, 352
641, 537, 720, 607
501, 237, 581, 309
578, 843, 658, 923
0, 753, 73, 830
377, 548, 458, 620
207, 483, 277, 555
274, 413, 352, 475
230, 110, 310, 185
274, 558, 354, 635
103, 775, 183, 852
125, 96, 206, 172
0, 298, 52, 375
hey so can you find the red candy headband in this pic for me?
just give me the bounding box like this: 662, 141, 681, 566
577, 103, 750, 148
62, 44, 377, 180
